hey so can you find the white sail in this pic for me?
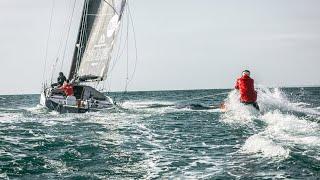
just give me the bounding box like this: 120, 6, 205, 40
71, 0, 126, 82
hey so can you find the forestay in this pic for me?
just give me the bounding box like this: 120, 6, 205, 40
69, 0, 126, 82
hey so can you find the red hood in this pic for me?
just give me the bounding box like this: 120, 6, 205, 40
241, 74, 251, 79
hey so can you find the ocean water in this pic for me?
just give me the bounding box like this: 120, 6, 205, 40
0, 87, 319, 179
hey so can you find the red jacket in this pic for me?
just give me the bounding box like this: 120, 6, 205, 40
235, 74, 257, 103
59, 83, 74, 96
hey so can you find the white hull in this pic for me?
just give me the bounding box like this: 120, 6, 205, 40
40, 85, 114, 113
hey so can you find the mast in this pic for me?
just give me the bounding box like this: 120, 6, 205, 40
68, 0, 126, 82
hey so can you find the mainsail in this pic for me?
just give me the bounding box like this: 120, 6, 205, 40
69, 0, 126, 82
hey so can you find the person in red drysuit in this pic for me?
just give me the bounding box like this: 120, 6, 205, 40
235, 70, 260, 111
59, 80, 74, 97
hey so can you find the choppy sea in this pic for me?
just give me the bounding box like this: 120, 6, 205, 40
0, 87, 319, 179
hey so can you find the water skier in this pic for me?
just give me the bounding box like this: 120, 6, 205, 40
235, 70, 260, 111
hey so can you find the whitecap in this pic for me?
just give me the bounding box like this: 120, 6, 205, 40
0, 112, 23, 123
121, 100, 174, 110
261, 111, 320, 147
241, 110, 320, 160
0, 173, 9, 180
241, 134, 290, 158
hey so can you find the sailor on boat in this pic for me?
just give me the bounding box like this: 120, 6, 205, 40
59, 80, 74, 97
58, 80, 77, 106
51, 72, 66, 88
235, 70, 260, 111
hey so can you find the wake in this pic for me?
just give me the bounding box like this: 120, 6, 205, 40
222, 87, 320, 160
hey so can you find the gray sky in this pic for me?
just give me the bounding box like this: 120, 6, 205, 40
0, 0, 320, 95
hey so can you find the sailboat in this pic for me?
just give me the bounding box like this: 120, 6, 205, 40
40, 0, 127, 113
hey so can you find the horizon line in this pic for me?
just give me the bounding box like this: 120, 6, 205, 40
0, 85, 319, 96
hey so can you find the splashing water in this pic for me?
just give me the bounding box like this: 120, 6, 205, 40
221, 87, 320, 161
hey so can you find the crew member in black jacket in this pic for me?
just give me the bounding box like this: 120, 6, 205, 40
51, 72, 67, 88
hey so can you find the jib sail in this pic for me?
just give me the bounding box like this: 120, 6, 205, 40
69, 0, 126, 82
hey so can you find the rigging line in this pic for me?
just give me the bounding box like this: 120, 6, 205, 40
50, 57, 59, 84
109, 2, 131, 74
109, 19, 124, 73
126, 2, 138, 86
102, 0, 119, 16
109, 1, 130, 74
50, 0, 73, 82
51, 0, 74, 84
42, 0, 55, 85
105, 20, 125, 93
105, 25, 125, 92
109, 4, 130, 94
60, 0, 77, 72
109, 21, 126, 74
112, 22, 124, 66
124, 4, 130, 93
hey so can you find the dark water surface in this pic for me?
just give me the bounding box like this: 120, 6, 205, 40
0, 87, 319, 179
